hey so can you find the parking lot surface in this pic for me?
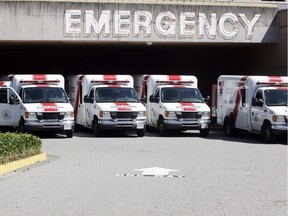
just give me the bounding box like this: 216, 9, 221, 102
0, 129, 287, 216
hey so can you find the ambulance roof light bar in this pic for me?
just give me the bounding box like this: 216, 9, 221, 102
19, 80, 60, 85
90, 80, 130, 85
156, 80, 194, 85
256, 81, 288, 87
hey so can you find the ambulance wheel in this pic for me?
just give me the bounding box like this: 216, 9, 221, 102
66, 130, 73, 138
224, 117, 235, 137
92, 118, 102, 137
262, 123, 274, 143
200, 128, 209, 137
158, 118, 167, 137
136, 129, 145, 137
18, 118, 26, 133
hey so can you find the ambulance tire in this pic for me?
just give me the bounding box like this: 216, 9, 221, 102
261, 123, 274, 143
224, 117, 236, 137
200, 128, 209, 137
92, 118, 102, 137
66, 130, 73, 138
18, 118, 26, 133
136, 129, 145, 137
158, 118, 167, 137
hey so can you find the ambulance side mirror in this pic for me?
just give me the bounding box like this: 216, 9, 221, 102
204, 96, 210, 104
9, 97, 19, 105
140, 96, 147, 104
84, 95, 92, 103
252, 98, 263, 107
149, 95, 159, 103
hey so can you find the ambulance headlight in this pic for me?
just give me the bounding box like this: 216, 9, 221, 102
65, 112, 74, 118
165, 111, 176, 118
272, 115, 286, 122
137, 111, 147, 118
200, 111, 210, 118
99, 111, 110, 118
25, 112, 36, 118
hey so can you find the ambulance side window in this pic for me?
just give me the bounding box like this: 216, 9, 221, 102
79, 84, 82, 104
241, 87, 246, 107
150, 88, 160, 103
0, 88, 18, 104
89, 89, 95, 102
19, 88, 23, 99
252, 90, 263, 107
0, 88, 8, 103
154, 88, 160, 102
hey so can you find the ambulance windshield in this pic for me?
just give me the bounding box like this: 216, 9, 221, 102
265, 89, 288, 106
23, 87, 69, 103
162, 87, 204, 103
96, 87, 140, 103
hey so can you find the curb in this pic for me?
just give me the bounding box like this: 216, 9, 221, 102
0, 152, 46, 175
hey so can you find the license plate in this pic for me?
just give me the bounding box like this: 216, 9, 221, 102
137, 122, 145, 129
64, 125, 72, 130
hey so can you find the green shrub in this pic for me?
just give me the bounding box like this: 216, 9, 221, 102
0, 132, 42, 165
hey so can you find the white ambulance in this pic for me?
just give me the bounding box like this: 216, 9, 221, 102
140, 75, 211, 136
0, 84, 21, 131
9, 74, 75, 138
67, 74, 147, 137
217, 75, 288, 143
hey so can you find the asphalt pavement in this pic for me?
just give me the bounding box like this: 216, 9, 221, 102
0, 129, 287, 216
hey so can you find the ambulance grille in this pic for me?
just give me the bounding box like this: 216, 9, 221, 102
182, 112, 201, 119
111, 112, 138, 119
37, 113, 64, 120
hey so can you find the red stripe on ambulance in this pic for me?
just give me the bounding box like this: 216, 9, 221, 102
268, 76, 282, 83
115, 102, 131, 111
33, 74, 47, 81
233, 76, 248, 121
168, 75, 181, 81
41, 103, 58, 112
104, 75, 117, 81
74, 75, 84, 118
180, 102, 196, 111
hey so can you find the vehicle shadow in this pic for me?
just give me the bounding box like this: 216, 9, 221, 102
204, 128, 287, 145
36, 127, 287, 145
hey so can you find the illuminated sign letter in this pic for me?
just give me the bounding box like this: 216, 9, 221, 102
114, 11, 131, 36
155, 12, 176, 37
198, 13, 216, 39
239, 14, 261, 39
64, 10, 81, 37
84, 10, 111, 37
218, 13, 239, 39
179, 12, 195, 37
134, 11, 152, 37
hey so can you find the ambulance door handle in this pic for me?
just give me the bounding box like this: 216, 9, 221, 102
151, 108, 153, 111
252, 112, 254, 116
264, 110, 267, 112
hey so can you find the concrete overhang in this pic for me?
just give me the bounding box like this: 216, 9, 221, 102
0, 0, 281, 44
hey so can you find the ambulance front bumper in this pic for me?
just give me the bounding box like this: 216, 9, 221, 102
99, 119, 146, 130
271, 124, 288, 136
164, 119, 210, 130
24, 120, 74, 131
